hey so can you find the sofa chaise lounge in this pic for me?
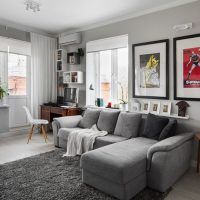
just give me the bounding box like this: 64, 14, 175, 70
52, 108, 194, 200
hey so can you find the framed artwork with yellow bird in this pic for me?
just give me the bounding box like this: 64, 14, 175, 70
132, 39, 169, 99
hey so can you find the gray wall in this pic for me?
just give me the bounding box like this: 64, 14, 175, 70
63, 1, 200, 160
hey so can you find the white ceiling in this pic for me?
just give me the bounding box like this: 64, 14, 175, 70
0, 0, 197, 35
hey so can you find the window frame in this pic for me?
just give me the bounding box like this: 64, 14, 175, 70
0, 51, 28, 97
94, 47, 128, 104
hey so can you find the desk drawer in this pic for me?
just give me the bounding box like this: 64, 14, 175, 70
51, 107, 63, 115
66, 109, 81, 116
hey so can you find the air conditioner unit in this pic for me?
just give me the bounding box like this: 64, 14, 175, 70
59, 33, 81, 46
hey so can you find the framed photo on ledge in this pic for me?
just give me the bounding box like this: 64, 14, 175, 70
141, 100, 150, 113
174, 33, 200, 101
160, 101, 171, 116
132, 39, 169, 99
150, 101, 160, 114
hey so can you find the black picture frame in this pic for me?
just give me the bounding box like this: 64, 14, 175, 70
174, 33, 200, 101
132, 39, 169, 99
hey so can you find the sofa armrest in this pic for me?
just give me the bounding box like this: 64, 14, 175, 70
52, 115, 83, 147
147, 132, 194, 192
53, 115, 83, 129
147, 132, 194, 166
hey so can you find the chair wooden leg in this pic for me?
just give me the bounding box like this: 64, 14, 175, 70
41, 125, 48, 143
27, 125, 34, 144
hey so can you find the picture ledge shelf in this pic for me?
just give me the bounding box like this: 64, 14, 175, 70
132, 111, 189, 120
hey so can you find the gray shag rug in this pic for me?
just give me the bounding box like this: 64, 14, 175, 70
0, 149, 171, 200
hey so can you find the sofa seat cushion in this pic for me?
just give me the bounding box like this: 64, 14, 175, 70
81, 137, 157, 184
93, 134, 127, 149
97, 110, 120, 134
114, 112, 142, 138
58, 127, 83, 141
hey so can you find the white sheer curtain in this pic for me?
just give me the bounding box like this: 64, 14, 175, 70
30, 33, 57, 118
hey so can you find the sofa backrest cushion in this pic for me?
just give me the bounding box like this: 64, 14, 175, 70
97, 110, 120, 134
159, 119, 177, 141
78, 108, 101, 128
114, 112, 142, 138
141, 113, 169, 140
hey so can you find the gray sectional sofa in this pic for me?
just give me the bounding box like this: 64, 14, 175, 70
52, 108, 194, 200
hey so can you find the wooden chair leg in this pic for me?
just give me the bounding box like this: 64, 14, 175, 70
41, 125, 48, 143
27, 125, 34, 144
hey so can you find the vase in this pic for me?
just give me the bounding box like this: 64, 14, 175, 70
120, 103, 128, 111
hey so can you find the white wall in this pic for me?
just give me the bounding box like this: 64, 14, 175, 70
61, 1, 200, 160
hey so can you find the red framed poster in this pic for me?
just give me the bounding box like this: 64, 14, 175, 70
174, 33, 200, 101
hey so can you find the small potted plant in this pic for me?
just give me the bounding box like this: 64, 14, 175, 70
118, 82, 128, 111
0, 82, 8, 105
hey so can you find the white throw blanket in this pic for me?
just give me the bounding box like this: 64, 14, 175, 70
63, 125, 107, 157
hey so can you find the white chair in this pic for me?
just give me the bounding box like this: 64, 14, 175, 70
23, 106, 49, 144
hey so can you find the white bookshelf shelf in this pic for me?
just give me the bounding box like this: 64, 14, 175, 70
132, 111, 189, 120
56, 49, 67, 72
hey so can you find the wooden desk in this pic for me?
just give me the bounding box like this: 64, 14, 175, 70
41, 105, 81, 123
195, 133, 200, 173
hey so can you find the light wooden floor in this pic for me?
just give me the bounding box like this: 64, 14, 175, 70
0, 129, 200, 200
0, 127, 55, 164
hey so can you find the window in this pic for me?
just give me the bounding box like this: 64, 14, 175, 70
86, 35, 128, 106
87, 47, 128, 105
8, 53, 27, 95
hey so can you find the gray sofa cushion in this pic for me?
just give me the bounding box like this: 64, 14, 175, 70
141, 113, 169, 140
93, 134, 127, 149
159, 120, 177, 141
81, 137, 157, 184
114, 112, 142, 138
97, 110, 120, 134
78, 108, 101, 128
58, 127, 82, 141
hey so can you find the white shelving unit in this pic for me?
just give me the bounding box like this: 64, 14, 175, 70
63, 71, 83, 84
132, 111, 189, 120
56, 49, 67, 72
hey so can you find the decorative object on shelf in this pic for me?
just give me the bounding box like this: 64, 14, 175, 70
63, 71, 83, 84
118, 81, 128, 111
89, 84, 95, 105
78, 48, 84, 56
113, 103, 120, 109
176, 101, 189, 117
174, 33, 200, 101
24, 0, 40, 13
160, 101, 172, 116
107, 102, 112, 108
96, 98, 104, 107
119, 102, 128, 111
89, 84, 94, 90
133, 39, 169, 99
150, 101, 160, 114
131, 99, 140, 112
67, 49, 84, 65
141, 100, 150, 113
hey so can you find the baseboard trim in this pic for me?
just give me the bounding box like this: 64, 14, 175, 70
0, 126, 30, 138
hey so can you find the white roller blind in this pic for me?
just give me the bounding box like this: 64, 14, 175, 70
86, 34, 128, 53
0, 36, 31, 56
